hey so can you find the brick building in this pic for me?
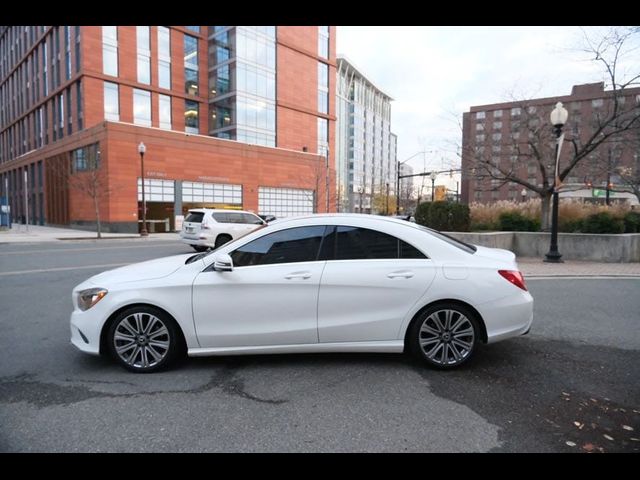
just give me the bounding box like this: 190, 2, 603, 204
461, 82, 640, 205
0, 26, 336, 232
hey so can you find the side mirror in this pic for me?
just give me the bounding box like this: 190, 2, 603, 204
213, 253, 233, 272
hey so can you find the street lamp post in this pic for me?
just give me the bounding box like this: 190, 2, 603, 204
544, 102, 568, 263
138, 142, 148, 237
430, 171, 437, 202
396, 151, 426, 215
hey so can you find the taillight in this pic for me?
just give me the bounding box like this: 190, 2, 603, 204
498, 270, 528, 291
201, 221, 211, 230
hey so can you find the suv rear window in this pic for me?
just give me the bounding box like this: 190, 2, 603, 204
185, 212, 204, 223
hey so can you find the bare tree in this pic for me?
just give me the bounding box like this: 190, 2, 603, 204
461, 27, 640, 229
52, 144, 117, 238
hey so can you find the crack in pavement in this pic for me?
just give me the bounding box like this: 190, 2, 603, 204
0, 364, 288, 408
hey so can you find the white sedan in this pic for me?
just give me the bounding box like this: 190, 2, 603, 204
70, 214, 533, 373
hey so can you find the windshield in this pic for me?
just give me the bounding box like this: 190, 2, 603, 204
413, 224, 477, 254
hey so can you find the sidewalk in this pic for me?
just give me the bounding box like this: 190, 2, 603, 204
0, 224, 179, 243
517, 257, 640, 278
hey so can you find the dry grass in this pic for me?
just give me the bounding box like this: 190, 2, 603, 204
470, 198, 634, 231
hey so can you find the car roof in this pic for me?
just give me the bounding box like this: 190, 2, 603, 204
187, 208, 258, 215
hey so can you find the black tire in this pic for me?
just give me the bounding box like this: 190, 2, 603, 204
408, 303, 480, 369
192, 245, 208, 252
106, 306, 184, 373
214, 234, 232, 249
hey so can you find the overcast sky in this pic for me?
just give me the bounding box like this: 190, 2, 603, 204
336, 26, 638, 176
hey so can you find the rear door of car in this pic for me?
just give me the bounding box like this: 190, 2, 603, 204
317, 225, 437, 343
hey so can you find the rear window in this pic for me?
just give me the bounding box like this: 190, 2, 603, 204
185, 212, 204, 223
415, 224, 477, 254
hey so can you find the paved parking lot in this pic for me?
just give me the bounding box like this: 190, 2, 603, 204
0, 240, 638, 452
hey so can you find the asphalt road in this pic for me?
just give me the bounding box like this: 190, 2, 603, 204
0, 240, 638, 452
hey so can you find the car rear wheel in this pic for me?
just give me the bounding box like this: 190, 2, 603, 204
409, 303, 479, 369
107, 306, 183, 373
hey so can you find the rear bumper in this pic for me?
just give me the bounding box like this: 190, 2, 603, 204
180, 236, 213, 247
477, 291, 534, 344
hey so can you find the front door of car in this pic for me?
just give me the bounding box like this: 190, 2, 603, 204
317, 226, 437, 343
192, 226, 328, 348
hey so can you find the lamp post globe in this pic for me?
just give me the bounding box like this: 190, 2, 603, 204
138, 142, 148, 237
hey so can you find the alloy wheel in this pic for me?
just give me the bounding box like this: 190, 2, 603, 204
113, 312, 171, 369
418, 309, 475, 367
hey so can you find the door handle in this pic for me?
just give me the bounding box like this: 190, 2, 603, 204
387, 271, 414, 279
285, 272, 312, 280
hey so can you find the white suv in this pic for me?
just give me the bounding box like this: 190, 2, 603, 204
180, 209, 266, 252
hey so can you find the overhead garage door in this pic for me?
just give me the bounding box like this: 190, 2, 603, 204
258, 187, 314, 218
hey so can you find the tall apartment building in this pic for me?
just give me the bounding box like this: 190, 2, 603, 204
0, 26, 336, 232
461, 82, 640, 205
336, 55, 397, 213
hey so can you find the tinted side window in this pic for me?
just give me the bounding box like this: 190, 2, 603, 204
226, 213, 245, 224
241, 213, 263, 225
400, 240, 427, 259
335, 226, 398, 260
212, 212, 229, 223
231, 226, 326, 267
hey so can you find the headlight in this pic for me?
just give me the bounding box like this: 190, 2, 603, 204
77, 288, 108, 311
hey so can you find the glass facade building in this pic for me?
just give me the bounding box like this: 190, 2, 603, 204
208, 26, 276, 147
336, 56, 397, 213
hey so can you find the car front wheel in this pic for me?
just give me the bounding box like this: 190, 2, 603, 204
409, 303, 480, 369
107, 306, 182, 373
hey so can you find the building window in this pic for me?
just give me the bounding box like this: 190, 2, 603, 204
102, 26, 118, 77
133, 89, 151, 126
64, 26, 71, 80
258, 187, 314, 218
73, 143, 100, 172
159, 94, 171, 130
184, 34, 199, 95
318, 62, 329, 114
493, 109, 503, 118
103, 82, 119, 121
75, 26, 81, 72
76, 81, 83, 130
158, 26, 171, 90
493, 121, 502, 130
137, 26, 151, 85
475, 123, 484, 131
66, 87, 72, 135
317, 117, 328, 155
318, 26, 329, 59
186, 26, 200, 33
592, 98, 604, 108
185, 99, 199, 133
511, 107, 521, 116
475, 111, 485, 120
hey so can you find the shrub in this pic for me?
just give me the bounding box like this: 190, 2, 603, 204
623, 211, 640, 233
415, 201, 470, 231
498, 211, 540, 231
581, 211, 624, 234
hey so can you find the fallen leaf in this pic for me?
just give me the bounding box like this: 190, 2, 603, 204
565, 441, 577, 447
603, 434, 614, 441
562, 392, 571, 397
582, 443, 595, 452
630, 438, 639, 442
622, 425, 634, 431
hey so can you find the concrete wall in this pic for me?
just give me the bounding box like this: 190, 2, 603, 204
445, 231, 640, 263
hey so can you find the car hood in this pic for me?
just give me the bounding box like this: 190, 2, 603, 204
473, 245, 517, 264
86, 254, 194, 286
